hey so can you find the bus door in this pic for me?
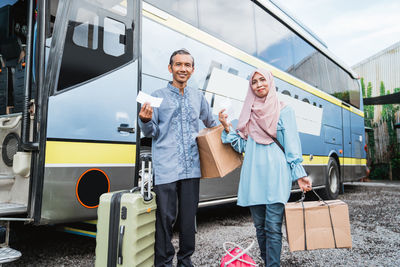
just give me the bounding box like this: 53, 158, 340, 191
351, 113, 365, 179
341, 103, 353, 181
0, 0, 30, 220
30, 0, 141, 224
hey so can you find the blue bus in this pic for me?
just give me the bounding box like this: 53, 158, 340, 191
139, 0, 367, 202
0, 0, 365, 259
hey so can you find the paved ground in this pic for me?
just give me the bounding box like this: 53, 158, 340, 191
4, 181, 400, 266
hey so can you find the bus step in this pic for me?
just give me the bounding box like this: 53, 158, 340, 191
0, 221, 21, 264
0, 203, 27, 216
0, 247, 22, 264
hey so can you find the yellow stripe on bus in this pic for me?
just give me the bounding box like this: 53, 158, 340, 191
339, 157, 367, 166
302, 155, 329, 165
45, 141, 136, 164
143, 5, 364, 118
302, 155, 367, 166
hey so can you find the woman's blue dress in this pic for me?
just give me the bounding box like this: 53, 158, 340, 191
221, 105, 307, 206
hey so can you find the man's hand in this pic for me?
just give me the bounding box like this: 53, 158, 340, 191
297, 177, 312, 192
139, 102, 153, 123
218, 109, 230, 132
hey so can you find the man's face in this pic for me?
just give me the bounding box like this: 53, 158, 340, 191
168, 54, 194, 84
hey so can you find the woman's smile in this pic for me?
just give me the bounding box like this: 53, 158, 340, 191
251, 72, 270, 98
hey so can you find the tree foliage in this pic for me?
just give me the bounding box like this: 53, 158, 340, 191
364, 82, 374, 128
362, 79, 400, 179
361, 78, 366, 98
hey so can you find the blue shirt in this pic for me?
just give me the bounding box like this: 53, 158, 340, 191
221, 106, 307, 206
139, 82, 217, 185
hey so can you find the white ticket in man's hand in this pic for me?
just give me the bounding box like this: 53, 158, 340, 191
136, 91, 163, 107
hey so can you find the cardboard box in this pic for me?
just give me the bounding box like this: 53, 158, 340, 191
285, 199, 352, 251
197, 125, 243, 178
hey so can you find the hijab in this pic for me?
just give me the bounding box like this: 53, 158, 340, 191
237, 69, 286, 145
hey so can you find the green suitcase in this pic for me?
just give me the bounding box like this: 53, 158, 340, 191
95, 159, 156, 267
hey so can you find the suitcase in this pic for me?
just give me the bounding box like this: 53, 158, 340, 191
95, 157, 157, 267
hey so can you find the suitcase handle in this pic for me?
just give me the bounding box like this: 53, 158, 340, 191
140, 158, 153, 202
118, 225, 125, 265
146, 161, 152, 201
130, 187, 139, 193
141, 160, 145, 197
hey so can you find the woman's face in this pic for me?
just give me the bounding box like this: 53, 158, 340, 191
251, 72, 269, 98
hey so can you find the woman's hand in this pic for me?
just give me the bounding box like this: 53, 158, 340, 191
139, 102, 153, 123
218, 109, 230, 132
297, 177, 312, 192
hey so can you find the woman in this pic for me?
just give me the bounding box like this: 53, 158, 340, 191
219, 69, 312, 267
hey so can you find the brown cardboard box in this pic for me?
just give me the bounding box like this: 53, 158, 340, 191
285, 199, 352, 251
197, 125, 243, 178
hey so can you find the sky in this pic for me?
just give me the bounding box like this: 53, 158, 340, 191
272, 0, 400, 67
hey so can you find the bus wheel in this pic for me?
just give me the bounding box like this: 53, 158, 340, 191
320, 158, 340, 200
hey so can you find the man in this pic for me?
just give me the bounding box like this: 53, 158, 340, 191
138, 49, 216, 267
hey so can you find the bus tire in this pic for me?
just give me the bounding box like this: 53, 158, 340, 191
320, 158, 340, 200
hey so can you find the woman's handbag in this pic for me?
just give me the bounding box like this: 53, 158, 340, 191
220, 240, 257, 267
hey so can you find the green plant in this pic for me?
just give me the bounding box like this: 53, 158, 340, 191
369, 164, 389, 180
361, 78, 366, 97
390, 156, 400, 169
364, 82, 374, 128
375, 82, 399, 179
363, 80, 375, 160
353, 79, 399, 179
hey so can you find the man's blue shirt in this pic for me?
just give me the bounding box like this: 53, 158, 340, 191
139, 82, 217, 185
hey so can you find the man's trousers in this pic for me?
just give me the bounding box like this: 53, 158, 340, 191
153, 178, 200, 267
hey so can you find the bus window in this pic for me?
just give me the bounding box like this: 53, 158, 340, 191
104, 17, 125, 57
325, 58, 350, 103
198, 0, 257, 56
336, 67, 351, 103
72, 9, 99, 50
56, 1, 134, 92
288, 49, 318, 88
253, 2, 294, 71
292, 35, 315, 69
349, 78, 360, 109
289, 35, 316, 86
144, 0, 198, 27
317, 54, 333, 94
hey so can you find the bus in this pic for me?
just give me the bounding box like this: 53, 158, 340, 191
139, 0, 366, 201
0, 0, 366, 261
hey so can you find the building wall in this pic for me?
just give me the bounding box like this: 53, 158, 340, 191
353, 41, 400, 122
